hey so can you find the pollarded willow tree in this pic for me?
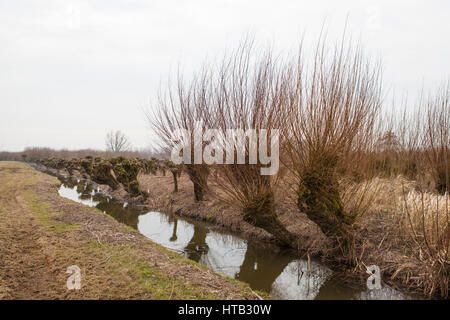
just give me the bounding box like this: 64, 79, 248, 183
150, 39, 296, 246
204, 39, 296, 247
148, 70, 213, 201
278, 38, 382, 248
150, 35, 382, 249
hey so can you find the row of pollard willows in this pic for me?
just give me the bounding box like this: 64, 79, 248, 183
149, 36, 449, 298
149, 36, 382, 249
36, 156, 182, 197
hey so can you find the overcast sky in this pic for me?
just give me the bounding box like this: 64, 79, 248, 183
0, 0, 449, 152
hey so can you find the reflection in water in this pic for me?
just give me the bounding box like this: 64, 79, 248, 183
185, 226, 209, 262
58, 178, 410, 300
314, 277, 357, 300
202, 233, 247, 278
96, 199, 142, 229
236, 245, 293, 293
58, 177, 143, 229
169, 218, 178, 242
138, 212, 194, 253
272, 260, 333, 300
59, 180, 100, 208
141, 211, 337, 299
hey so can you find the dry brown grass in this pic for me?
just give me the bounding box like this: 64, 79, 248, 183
346, 175, 449, 298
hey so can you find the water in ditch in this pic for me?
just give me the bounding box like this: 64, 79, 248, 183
58, 177, 409, 300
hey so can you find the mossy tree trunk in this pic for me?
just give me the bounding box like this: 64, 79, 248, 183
297, 157, 354, 248
80, 158, 93, 176
185, 164, 209, 201
92, 161, 120, 190
234, 168, 295, 247
171, 169, 179, 192
112, 159, 142, 196
243, 191, 295, 247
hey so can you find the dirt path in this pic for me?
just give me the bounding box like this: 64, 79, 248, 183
0, 162, 263, 300
0, 193, 59, 299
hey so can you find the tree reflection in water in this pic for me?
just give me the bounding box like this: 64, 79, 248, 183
57, 177, 410, 300
184, 225, 209, 262
236, 244, 292, 292
59, 178, 144, 230
169, 216, 178, 242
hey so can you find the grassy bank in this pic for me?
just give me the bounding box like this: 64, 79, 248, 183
0, 161, 263, 300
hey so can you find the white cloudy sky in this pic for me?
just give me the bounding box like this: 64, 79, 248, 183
0, 0, 449, 151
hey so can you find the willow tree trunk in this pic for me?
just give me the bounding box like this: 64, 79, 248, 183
297, 161, 354, 248
243, 191, 295, 247
92, 161, 120, 190
171, 169, 179, 192
185, 164, 209, 201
